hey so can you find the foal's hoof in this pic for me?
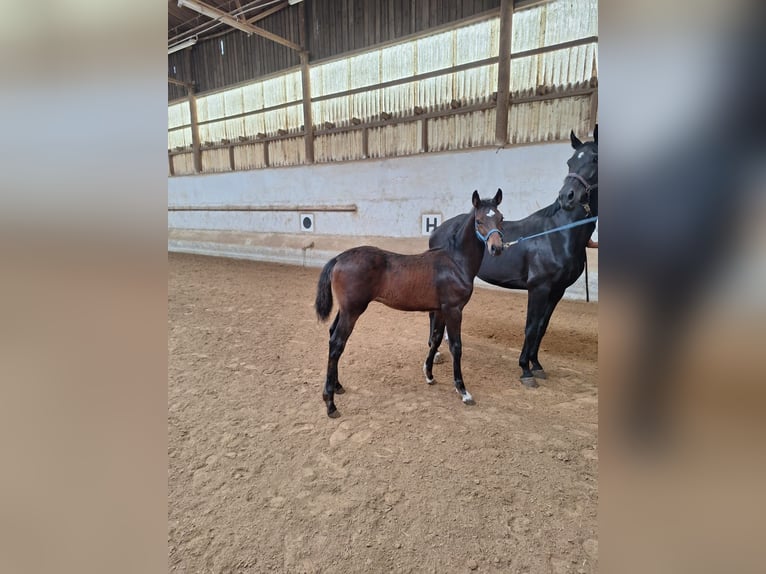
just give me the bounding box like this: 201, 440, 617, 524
520, 376, 539, 388
327, 407, 341, 418
423, 362, 435, 385
433, 351, 445, 365
458, 390, 475, 405
335, 383, 346, 395
531, 369, 547, 380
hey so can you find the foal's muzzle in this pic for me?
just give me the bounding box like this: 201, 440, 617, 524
475, 226, 504, 255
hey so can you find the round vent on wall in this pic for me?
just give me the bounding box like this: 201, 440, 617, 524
300, 213, 314, 232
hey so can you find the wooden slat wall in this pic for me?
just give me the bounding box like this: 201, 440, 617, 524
168, 0, 599, 175
169, 0, 501, 102
307, 0, 500, 60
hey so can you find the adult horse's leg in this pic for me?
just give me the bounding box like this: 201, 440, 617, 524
444, 308, 474, 405
519, 287, 550, 387
323, 309, 360, 417
528, 287, 566, 380
424, 312, 446, 384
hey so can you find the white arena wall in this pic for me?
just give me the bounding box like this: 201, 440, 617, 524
168, 142, 598, 300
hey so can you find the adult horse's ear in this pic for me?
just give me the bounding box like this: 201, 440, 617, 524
570, 129, 583, 149
494, 188, 503, 206
472, 190, 480, 209
593, 124, 598, 144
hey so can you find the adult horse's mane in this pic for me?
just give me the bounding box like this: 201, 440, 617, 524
534, 201, 561, 218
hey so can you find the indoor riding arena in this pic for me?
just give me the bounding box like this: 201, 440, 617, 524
168, 1, 598, 572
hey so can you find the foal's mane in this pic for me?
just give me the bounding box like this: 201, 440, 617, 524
446, 209, 475, 251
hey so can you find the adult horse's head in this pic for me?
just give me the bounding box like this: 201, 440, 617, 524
558, 125, 598, 215
472, 188, 504, 256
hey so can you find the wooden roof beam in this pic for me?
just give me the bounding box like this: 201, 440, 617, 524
177, 0, 303, 52
246, 1, 289, 25
168, 77, 194, 89
514, 0, 554, 10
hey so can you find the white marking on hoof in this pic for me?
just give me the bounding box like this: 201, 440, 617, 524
462, 391, 474, 404
433, 351, 445, 364
423, 362, 435, 384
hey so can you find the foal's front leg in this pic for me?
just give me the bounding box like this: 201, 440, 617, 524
444, 308, 474, 405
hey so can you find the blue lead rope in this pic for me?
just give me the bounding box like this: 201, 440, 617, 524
503, 216, 598, 248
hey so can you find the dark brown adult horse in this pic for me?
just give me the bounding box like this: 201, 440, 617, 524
430, 128, 597, 386
314, 190, 504, 418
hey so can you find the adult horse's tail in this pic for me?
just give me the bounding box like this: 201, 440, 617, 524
314, 257, 337, 321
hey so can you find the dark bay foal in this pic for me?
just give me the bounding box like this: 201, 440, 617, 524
314, 190, 504, 417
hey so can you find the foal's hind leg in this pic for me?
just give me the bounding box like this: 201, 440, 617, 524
444, 308, 474, 405
428, 311, 446, 364
327, 312, 344, 394
323, 310, 360, 417
424, 312, 446, 384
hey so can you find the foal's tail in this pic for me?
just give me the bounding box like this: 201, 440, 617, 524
314, 256, 337, 321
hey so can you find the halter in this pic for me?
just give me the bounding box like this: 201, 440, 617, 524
564, 172, 598, 217
475, 222, 503, 244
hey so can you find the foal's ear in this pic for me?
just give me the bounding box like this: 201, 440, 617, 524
570, 129, 583, 149
472, 190, 480, 209
593, 124, 598, 144
494, 188, 503, 206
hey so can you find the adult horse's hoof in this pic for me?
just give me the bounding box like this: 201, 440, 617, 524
433, 351, 445, 364
520, 376, 539, 388
327, 408, 341, 418
458, 390, 475, 405
335, 382, 346, 394
531, 369, 547, 380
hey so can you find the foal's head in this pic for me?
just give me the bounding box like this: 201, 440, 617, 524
558, 125, 598, 213
472, 188, 504, 256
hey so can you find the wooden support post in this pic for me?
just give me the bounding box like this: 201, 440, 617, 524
362, 127, 369, 159
299, 57, 314, 163
589, 89, 598, 135
299, 53, 314, 163
168, 152, 175, 176
421, 118, 428, 153
228, 145, 235, 171
262, 140, 270, 167
495, 0, 513, 145
187, 86, 203, 173
298, 3, 314, 164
